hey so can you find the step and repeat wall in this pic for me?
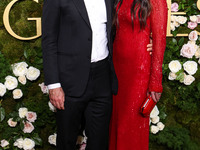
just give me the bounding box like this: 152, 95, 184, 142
0, 0, 200, 150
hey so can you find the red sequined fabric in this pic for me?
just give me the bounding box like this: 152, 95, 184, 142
109, 0, 168, 149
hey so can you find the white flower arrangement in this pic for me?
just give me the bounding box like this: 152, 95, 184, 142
183, 61, 198, 75
19, 107, 28, 118
48, 133, 57, 146
12, 62, 28, 77
26, 66, 40, 81
0, 83, 6, 97
13, 89, 23, 99
150, 106, 165, 134
0, 62, 40, 100
4, 75, 18, 90
14, 138, 35, 150
168, 60, 182, 73
168, 30, 200, 86
170, 14, 200, 31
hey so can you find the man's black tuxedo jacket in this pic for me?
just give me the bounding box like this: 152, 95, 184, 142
42, 0, 118, 97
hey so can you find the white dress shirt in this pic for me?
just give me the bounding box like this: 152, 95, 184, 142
48, 0, 109, 89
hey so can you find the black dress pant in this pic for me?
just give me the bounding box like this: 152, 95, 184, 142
56, 58, 112, 150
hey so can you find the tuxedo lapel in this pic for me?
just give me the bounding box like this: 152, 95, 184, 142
72, 0, 91, 28
105, 0, 112, 38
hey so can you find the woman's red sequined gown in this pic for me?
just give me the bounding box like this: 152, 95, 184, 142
109, 0, 168, 149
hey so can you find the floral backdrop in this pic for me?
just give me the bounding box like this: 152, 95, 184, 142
0, 0, 200, 150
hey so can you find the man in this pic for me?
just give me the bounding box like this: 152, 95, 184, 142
42, 0, 118, 149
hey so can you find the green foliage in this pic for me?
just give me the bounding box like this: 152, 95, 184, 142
150, 127, 200, 150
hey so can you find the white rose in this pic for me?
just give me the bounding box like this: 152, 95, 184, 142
23, 138, 35, 150
150, 105, 159, 119
190, 15, 197, 22
4, 76, 18, 90
180, 43, 196, 58
26, 111, 37, 122
195, 48, 200, 58
184, 75, 195, 85
19, 107, 28, 118
176, 16, 187, 24
7, 118, 17, 127
48, 101, 56, 112
168, 72, 177, 80
18, 76, 27, 85
12, 62, 28, 77
183, 61, 198, 75
0, 83, 6, 97
14, 138, 24, 149
26, 67, 40, 81
151, 116, 160, 124
189, 31, 198, 41
13, 89, 23, 99
48, 133, 57, 146
150, 125, 159, 134
171, 15, 176, 22
168, 60, 182, 73
157, 122, 165, 131
170, 23, 175, 31
23, 121, 35, 133
1, 139, 9, 147
173, 21, 180, 27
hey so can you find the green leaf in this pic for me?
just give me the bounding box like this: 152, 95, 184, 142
197, 82, 200, 92
172, 30, 178, 37
24, 50, 28, 59
176, 72, 184, 81
178, 37, 185, 46
32, 136, 43, 146
172, 38, 177, 45
0, 107, 5, 122
182, 4, 185, 9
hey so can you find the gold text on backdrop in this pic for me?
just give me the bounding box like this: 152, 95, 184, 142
2, 0, 200, 40
3, 0, 41, 40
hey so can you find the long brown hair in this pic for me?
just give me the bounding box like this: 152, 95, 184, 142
113, 0, 152, 29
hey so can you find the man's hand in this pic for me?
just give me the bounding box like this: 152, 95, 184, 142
49, 87, 65, 110
147, 37, 153, 55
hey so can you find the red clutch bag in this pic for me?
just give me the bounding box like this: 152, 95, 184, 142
140, 95, 156, 117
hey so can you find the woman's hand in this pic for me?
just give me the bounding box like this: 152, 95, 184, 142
147, 38, 153, 55
151, 92, 161, 103
147, 91, 162, 103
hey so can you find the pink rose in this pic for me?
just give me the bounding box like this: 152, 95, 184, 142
189, 31, 198, 41
23, 121, 34, 133
188, 22, 198, 29
171, 3, 179, 12
26, 111, 37, 122
39, 82, 49, 94
197, 15, 200, 24
180, 43, 196, 58
79, 143, 86, 150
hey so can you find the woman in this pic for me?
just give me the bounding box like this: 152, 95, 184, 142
109, 0, 168, 149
